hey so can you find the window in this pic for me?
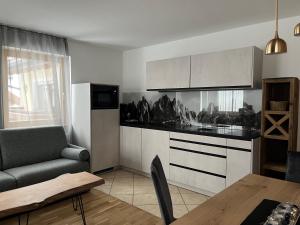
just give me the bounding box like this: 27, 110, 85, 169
2, 47, 69, 128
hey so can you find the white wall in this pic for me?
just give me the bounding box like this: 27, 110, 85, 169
123, 16, 300, 92
69, 40, 123, 87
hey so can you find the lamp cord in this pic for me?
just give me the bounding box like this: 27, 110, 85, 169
275, 0, 279, 36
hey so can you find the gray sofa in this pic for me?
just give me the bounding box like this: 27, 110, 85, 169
0, 126, 90, 192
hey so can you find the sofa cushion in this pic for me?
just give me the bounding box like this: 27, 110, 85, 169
0, 171, 16, 192
5, 158, 89, 188
0, 126, 68, 169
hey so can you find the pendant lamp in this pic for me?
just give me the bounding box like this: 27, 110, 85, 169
265, 0, 287, 55
294, 23, 300, 36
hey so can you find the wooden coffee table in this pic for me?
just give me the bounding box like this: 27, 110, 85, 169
0, 172, 104, 225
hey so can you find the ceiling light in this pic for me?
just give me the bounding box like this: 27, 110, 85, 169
265, 0, 287, 55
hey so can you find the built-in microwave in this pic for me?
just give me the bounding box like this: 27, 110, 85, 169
91, 84, 119, 109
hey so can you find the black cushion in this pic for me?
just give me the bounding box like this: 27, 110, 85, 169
286, 151, 300, 183
151, 155, 175, 225
5, 158, 89, 188
0, 171, 16, 192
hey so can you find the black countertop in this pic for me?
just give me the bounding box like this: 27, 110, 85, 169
120, 121, 261, 141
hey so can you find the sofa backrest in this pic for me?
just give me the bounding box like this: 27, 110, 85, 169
0, 126, 68, 170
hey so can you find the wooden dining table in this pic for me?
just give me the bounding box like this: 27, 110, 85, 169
171, 174, 300, 225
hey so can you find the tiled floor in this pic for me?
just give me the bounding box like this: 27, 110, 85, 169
94, 168, 209, 218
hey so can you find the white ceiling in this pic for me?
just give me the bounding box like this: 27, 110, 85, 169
0, 0, 299, 50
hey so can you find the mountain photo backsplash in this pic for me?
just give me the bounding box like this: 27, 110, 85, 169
121, 90, 262, 129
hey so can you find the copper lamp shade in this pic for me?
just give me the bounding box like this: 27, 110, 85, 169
294, 23, 300, 36
265, 32, 287, 55
265, 0, 287, 55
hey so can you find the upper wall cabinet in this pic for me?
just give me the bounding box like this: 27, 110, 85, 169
190, 46, 263, 89
146, 56, 190, 90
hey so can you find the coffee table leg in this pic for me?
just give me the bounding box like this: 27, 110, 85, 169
18, 213, 30, 225
73, 195, 86, 225
72, 197, 78, 211
78, 195, 86, 225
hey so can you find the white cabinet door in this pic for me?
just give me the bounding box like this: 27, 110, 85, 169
191, 47, 262, 88
226, 149, 252, 187
120, 126, 142, 171
146, 56, 190, 90
142, 129, 170, 178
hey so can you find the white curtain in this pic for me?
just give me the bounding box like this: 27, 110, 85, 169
0, 26, 71, 137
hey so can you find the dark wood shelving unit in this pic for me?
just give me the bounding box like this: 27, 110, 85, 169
260, 77, 299, 179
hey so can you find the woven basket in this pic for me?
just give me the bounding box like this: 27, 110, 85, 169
270, 101, 289, 111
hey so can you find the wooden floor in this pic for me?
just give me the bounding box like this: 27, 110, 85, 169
0, 189, 162, 225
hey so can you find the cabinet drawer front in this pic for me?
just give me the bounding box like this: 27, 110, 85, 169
227, 139, 252, 150
170, 132, 226, 146
170, 140, 226, 156
170, 165, 225, 194
170, 148, 226, 176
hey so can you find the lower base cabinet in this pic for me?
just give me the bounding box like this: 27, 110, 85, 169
120, 126, 142, 171
141, 129, 170, 178
120, 126, 258, 196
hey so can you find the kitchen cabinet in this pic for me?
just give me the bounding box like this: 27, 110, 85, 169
145, 46, 262, 91
141, 129, 170, 178
190, 46, 263, 89
226, 139, 252, 187
146, 56, 190, 90
120, 126, 142, 170
226, 149, 251, 187
169, 132, 227, 195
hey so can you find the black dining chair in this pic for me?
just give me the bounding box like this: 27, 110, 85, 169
286, 151, 300, 183
151, 155, 176, 225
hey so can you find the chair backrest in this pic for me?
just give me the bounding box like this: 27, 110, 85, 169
0, 126, 68, 170
286, 151, 300, 183
151, 155, 175, 225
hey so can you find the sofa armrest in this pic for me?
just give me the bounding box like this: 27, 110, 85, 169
61, 144, 90, 161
